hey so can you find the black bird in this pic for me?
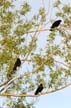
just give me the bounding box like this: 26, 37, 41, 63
13, 58, 21, 71
50, 20, 61, 30
35, 83, 43, 95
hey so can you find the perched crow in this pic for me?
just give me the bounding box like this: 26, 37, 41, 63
50, 20, 61, 30
13, 58, 21, 71
35, 83, 43, 95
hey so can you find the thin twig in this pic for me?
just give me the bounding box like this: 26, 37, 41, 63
0, 82, 71, 97
0, 50, 69, 92
54, 60, 69, 68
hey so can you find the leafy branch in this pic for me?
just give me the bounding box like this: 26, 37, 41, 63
0, 81, 71, 97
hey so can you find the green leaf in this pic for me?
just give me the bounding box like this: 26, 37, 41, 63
20, 2, 31, 15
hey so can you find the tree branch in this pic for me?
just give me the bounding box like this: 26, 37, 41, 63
1, 58, 47, 93
0, 52, 69, 91
0, 80, 9, 87
0, 82, 71, 97
54, 60, 69, 68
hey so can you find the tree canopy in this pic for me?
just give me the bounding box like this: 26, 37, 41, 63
0, 0, 71, 108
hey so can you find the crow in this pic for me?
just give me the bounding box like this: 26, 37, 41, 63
35, 83, 43, 95
50, 20, 61, 30
13, 58, 21, 71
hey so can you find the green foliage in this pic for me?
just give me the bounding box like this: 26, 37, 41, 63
32, 54, 45, 71
20, 2, 31, 15
62, 5, 71, 14
0, 0, 71, 108
48, 68, 65, 89
33, 54, 44, 65
13, 102, 31, 108
0, 1, 12, 8
56, 12, 64, 17
39, 8, 46, 22
54, 0, 61, 7
49, 31, 56, 41
2, 12, 14, 23
0, 24, 11, 35
15, 21, 33, 36
28, 36, 37, 53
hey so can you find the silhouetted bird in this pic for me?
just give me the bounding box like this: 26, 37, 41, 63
50, 20, 61, 30
13, 58, 21, 71
35, 83, 43, 95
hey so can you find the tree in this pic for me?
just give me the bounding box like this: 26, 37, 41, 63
0, 0, 71, 107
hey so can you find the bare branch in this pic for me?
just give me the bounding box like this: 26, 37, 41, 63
54, 60, 69, 68
0, 50, 69, 91
0, 82, 71, 97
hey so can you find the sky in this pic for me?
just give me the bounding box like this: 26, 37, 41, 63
36, 86, 71, 108
0, 0, 71, 108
